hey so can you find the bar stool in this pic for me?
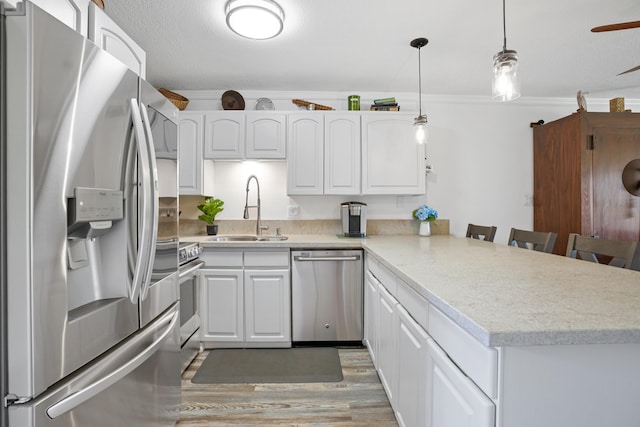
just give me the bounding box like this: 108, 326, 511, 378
466, 224, 497, 242
565, 233, 640, 270
508, 228, 558, 254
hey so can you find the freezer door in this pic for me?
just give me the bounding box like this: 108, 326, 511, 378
8, 304, 181, 427
5, 2, 141, 399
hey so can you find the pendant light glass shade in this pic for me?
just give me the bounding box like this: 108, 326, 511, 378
492, 49, 520, 101
492, 0, 520, 101
411, 37, 429, 144
225, 0, 285, 40
414, 115, 428, 144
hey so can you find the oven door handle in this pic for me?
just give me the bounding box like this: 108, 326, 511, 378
294, 255, 361, 262
179, 260, 204, 279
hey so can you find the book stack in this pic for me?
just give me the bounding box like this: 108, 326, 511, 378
370, 97, 400, 111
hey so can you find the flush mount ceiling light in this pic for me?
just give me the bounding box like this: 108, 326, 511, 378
492, 0, 520, 101
225, 0, 285, 40
411, 37, 428, 144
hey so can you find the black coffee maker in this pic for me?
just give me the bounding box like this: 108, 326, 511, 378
341, 201, 367, 237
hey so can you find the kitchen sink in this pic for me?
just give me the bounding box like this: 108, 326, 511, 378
206, 235, 288, 242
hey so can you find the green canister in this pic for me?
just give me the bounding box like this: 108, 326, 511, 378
348, 95, 360, 111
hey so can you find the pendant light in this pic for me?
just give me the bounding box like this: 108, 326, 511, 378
225, 0, 285, 40
411, 37, 428, 144
492, 0, 520, 101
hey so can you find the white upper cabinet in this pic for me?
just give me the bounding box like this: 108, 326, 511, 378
287, 112, 361, 196
204, 112, 245, 159
246, 112, 287, 159
88, 2, 146, 77
324, 113, 361, 195
178, 112, 214, 196
287, 113, 324, 195
204, 111, 286, 159
361, 113, 426, 195
29, 0, 90, 36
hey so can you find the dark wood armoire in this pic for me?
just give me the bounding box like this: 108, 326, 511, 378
533, 111, 640, 255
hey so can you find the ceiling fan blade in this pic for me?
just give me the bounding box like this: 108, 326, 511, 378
617, 64, 640, 75
591, 20, 640, 32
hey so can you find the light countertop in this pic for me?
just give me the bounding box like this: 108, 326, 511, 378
183, 234, 640, 347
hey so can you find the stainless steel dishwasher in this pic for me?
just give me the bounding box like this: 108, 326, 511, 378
291, 249, 363, 344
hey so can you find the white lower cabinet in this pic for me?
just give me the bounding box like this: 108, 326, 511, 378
376, 284, 398, 406
366, 258, 495, 427
396, 305, 429, 427
363, 269, 379, 367
200, 269, 244, 342
199, 249, 291, 348
426, 338, 495, 427
244, 269, 291, 343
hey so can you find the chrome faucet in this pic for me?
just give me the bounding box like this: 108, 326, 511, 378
243, 175, 268, 237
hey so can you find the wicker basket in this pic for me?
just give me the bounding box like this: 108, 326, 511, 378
158, 88, 189, 111
91, 0, 105, 10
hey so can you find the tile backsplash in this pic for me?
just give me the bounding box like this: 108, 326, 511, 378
180, 218, 449, 237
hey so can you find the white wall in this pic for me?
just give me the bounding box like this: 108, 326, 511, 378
179, 89, 640, 244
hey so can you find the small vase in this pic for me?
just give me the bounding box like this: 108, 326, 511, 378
418, 221, 431, 236
206, 224, 218, 236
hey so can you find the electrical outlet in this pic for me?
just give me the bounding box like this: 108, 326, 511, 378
287, 205, 299, 218
524, 194, 534, 206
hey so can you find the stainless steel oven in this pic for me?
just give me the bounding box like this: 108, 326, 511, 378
178, 242, 203, 372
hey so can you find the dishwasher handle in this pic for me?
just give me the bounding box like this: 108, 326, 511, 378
293, 255, 361, 262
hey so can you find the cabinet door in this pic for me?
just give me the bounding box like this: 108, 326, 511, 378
88, 2, 146, 77
199, 269, 244, 343
30, 0, 89, 36
204, 112, 245, 159
178, 113, 203, 194
426, 339, 495, 427
396, 306, 429, 427
287, 114, 324, 195
364, 269, 379, 367
362, 113, 426, 195
591, 126, 640, 241
244, 269, 291, 344
377, 284, 398, 406
325, 114, 361, 195
246, 113, 287, 159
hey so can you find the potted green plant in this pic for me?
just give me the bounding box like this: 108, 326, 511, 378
197, 197, 224, 235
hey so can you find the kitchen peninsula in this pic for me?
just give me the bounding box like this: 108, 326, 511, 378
186, 233, 640, 427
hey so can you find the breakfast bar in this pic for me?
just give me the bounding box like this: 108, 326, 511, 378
191, 233, 640, 427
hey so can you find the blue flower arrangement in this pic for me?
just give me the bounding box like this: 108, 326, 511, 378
412, 204, 438, 222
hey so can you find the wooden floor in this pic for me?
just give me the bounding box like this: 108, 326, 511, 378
178, 348, 399, 426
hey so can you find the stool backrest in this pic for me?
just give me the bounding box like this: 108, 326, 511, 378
508, 228, 558, 254
466, 224, 497, 242
565, 233, 640, 270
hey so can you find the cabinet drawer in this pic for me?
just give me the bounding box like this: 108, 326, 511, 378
396, 278, 428, 331
244, 251, 289, 267
365, 254, 380, 279
200, 250, 243, 268
376, 263, 397, 295
428, 304, 498, 399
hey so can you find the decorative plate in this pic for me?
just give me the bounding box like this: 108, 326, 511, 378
256, 98, 275, 110
221, 90, 245, 110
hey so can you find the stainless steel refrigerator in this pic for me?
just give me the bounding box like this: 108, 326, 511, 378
0, 2, 181, 426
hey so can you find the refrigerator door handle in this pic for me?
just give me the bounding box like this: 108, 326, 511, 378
139, 102, 159, 301
45, 306, 179, 419
128, 98, 153, 303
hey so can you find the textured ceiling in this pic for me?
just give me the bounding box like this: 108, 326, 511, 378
104, 0, 640, 99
